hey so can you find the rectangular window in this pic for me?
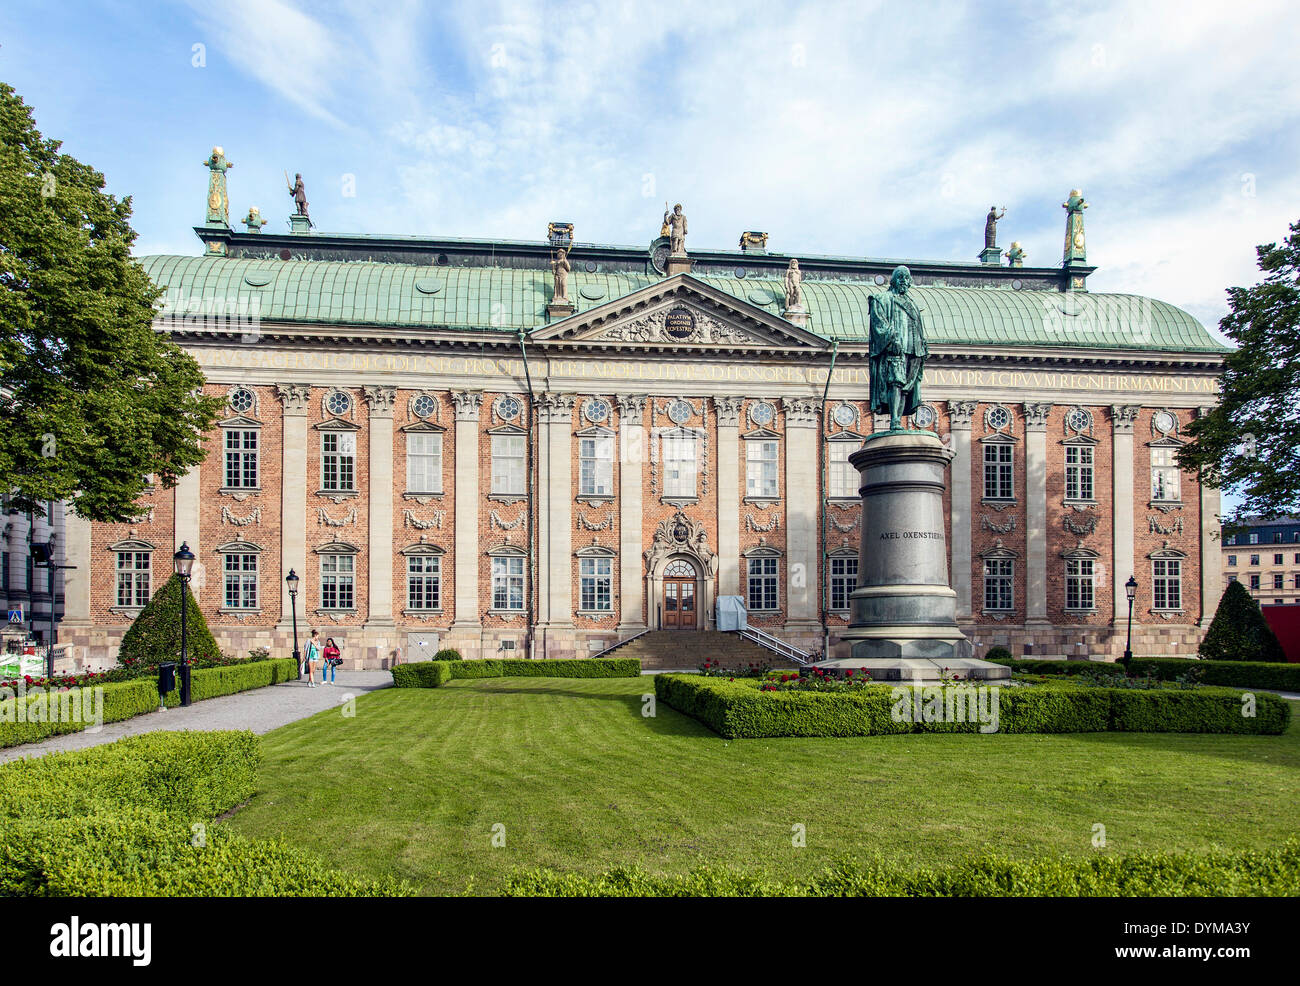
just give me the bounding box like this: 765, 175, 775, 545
492, 556, 525, 611
1065, 558, 1095, 610
1250, 554, 1260, 566
1275, 554, 1284, 566
1249, 532, 1259, 544
579, 436, 614, 496
491, 434, 526, 495
223, 553, 258, 609
983, 444, 1013, 499
746, 440, 780, 498
984, 558, 1014, 611
829, 556, 858, 611
1274, 573, 1285, 591
406, 555, 441, 610
1293, 573, 1300, 589
747, 557, 779, 611
1065, 445, 1094, 501
406, 433, 443, 493
663, 433, 697, 498
224, 429, 258, 489
320, 554, 355, 610
828, 443, 857, 498
1227, 555, 1237, 566
115, 551, 151, 608
1227, 574, 1238, 583
1151, 447, 1180, 501
1153, 558, 1182, 610
321, 432, 356, 491
1274, 532, 1284, 544
579, 557, 613, 611
1250, 574, 1261, 590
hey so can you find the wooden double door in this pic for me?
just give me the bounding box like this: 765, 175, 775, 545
662, 575, 697, 628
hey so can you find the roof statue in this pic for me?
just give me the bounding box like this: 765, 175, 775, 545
667, 203, 687, 256
659, 203, 671, 238
868, 265, 929, 431
242, 206, 267, 233
551, 246, 572, 305
1062, 189, 1088, 265
1005, 241, 1026, 267
783, 259, 804, 312
984, 206, 1006, 250
287, 171, 311, 221
202, 146, 233, 227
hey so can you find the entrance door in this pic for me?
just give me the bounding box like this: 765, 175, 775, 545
663, 561, 697, 629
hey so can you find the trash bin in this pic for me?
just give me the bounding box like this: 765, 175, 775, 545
158, 662, 176, 709
177, 662, 192, 707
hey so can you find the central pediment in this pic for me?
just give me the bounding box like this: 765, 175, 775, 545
527, 274, 831, 353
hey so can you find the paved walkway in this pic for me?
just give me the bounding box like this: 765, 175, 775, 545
0, 671, 392, 763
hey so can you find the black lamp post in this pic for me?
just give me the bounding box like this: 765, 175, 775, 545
174, 543, 195, 706
286, 569, 301, 677
1123, 575, 1138, 664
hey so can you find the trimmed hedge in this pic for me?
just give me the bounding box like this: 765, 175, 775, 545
504, 844, 1300, 896
391, 657, 641, 687
1128, 657, 1300, 692
118, 574, 222, 667
655, 674, 1291, 738
0, 657, 299, 749
0, 732, 410, 897
986, 658, 1125, 676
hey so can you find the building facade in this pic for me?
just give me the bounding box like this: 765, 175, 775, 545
56, 178, 1229, 667
1223, 516, 1300, 607
1, 499, 67, 652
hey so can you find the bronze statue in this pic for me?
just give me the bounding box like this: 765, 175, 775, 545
984, 206, 1006, 249
286, 171, 310, 220
203, 146, 233, 226
868, 265, 929, 431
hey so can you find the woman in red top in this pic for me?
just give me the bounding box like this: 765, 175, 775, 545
322, 637, 341, 685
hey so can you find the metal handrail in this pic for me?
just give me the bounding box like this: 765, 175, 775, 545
734, 625, 813, 665
590, 628, 652, 661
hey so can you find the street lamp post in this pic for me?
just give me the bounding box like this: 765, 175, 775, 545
286, 569, 301, 678
1123, 575, 1138, 664
174, 543, 195, 706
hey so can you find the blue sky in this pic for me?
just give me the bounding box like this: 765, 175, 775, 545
4, 0, 1300, 340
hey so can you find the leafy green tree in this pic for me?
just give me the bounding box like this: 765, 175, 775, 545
0, 82, 220, 521
1199, 580, 1286, 662
117, 574, 221, 667
1178, 220, 1300, 523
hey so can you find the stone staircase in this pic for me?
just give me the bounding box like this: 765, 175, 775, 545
602, 630, 800, 672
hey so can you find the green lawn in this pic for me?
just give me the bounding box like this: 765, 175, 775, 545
226, 677, 1300, 895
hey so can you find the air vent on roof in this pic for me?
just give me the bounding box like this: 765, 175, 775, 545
747, 289, 776, 306
414, 279, 443, 295
579, 285, 605, 301
243, 272, 273, 287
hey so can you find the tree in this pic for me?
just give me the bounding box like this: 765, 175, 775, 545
117, 574, 221, 667
0, 82, 220, 522
1199, 580, 1286, 662
1178, 221, 1300, 525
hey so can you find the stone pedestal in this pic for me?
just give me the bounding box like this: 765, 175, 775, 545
289, 214, 312, 234
783, 306, 809, 328
819, 431, 1008, 683
546, 301, 576, 319
979, 245, 1002, 265
665, 253, 693, 276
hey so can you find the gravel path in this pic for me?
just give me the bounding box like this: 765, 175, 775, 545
0, 671, 393, 763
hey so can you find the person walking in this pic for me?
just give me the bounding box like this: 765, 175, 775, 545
304, 629, 322, 688
322, 636, 341, 685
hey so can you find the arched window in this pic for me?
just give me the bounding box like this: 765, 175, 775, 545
665, 560, 695, 578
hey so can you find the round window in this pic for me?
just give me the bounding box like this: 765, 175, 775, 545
667, 399, 692, 425
229, 388, 254, 414
987, 406, 1011, 430
585, 399, 610, 423
833, 404, 856, 427
1067, 407, 1092, 432
497, 395, 521, 420
1154, 410, 1177, 434
412, 394, 436, 419
751, 401, 775, 426
326, 392, 351, 416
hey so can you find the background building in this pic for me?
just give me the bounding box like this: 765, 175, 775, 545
1222, 516, 1300, 606
1, 499, 67, 652
56, 173, 1229, 667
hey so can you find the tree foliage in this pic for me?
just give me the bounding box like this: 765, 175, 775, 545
0, 82, 220, 522
1178, 220, 1300, 523
1198, 580, 1285, 663
117, 574, 221, 667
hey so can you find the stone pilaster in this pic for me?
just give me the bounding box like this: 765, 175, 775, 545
1196, 408, 1222, 626
174, 464, 201, 589
715, 396, 743, 598
275, 383, 311, 627
537, 393, 575, 628
783, 397, 821, 629
616, 395, 647, 632
449, 391, 482, 630
60, 506, 93, 629
948, 400, 977, 619
363, 385, 396, 628
1024, 402, 1051, 625
1111, 405, 1140, 625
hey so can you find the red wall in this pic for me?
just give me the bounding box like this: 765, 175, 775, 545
1262, 605, 1300, 663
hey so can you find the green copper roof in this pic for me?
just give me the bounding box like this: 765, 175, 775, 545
140, 254, 1226, 353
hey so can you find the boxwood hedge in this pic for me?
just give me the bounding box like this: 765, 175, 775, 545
391, 657, 641, 687
654, 674, 1290, 738
0, 731, 411, 897
504, 843, 1300, 896
1127, 657, 1300, 692
0, 657, 299, 750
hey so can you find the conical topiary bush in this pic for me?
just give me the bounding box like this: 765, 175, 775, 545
117, 573, 222, 667
1199, 580, 1286, 662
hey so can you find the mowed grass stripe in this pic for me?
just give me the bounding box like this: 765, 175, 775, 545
225, 677, 1300, 894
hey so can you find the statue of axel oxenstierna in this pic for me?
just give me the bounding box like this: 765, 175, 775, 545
868, 265, 929, 432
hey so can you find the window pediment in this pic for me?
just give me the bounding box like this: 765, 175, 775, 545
742, 427, 781, 441
486, 543, 527, 557
215, 540, 263, 554
400, 541, 446, 557
575, 425, 615, 439
487, 423, 527, 436
828, 431, 867, 444
219, 414, 263, 429
314, 418, 361, 432
979, 432, 1019, 445
400, 420, 446, 434
107, 538, 155, 552
575, 544, 616, 558
314, 540, 360, 555
1061, 435, 1098, 446
742, 543, 784, 558
1060, 545, 1100, 559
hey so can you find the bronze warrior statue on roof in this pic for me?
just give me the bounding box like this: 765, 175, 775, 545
868, 265, 929, 431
